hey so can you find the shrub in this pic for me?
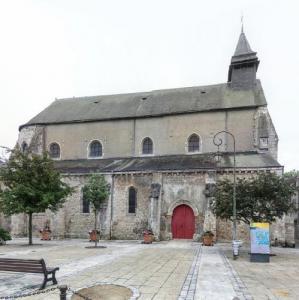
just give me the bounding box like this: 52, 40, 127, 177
0, 227, 11, 242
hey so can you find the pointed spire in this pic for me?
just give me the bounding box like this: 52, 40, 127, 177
234, 30, 254, 56
241, 14, 244, 33
228, 26, 259, 89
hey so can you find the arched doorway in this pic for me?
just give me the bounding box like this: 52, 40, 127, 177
171, 204, 195, 239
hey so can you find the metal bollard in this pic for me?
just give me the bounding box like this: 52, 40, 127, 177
58, 285, 68, 300
232, 240, 242, 260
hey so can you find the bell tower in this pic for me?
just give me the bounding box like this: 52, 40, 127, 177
228, 28, 259, 89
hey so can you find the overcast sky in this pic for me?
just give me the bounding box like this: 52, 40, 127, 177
0, 0, 298, 170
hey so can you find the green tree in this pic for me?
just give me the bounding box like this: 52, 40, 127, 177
0, 149, 73, 245
211, 172, 297, 224
82, 174, 110, 247
283, 170, 299, 184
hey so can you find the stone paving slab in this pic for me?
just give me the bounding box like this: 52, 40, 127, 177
6, 239, 294, 300
194, 246, 241, 300
0, 239, 197, 299
220, 244, 299, 300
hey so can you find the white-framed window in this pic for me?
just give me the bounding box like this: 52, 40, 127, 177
187, 134, 200, 153
88, 140, 103, 158
142, 137, 153, 155
49, 142, 61, 159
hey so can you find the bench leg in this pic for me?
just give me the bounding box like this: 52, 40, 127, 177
52, 271, 58, 285
41, 275, 48, 290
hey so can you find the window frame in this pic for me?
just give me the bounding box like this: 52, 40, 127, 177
141, 137, 154, 156
81, 188, 90, 214
187, 133, 201, 153
21, 142, 28, 153
128, 186, 137, 214
88, 140, 103, 159
259, 136, 269, 150
49, 142, 61, 159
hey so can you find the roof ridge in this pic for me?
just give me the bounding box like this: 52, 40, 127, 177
55, 82, 228, 101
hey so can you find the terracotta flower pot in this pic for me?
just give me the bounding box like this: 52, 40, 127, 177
143, 233, 154, 244
40, 230, 51, 241
89, 230, 100, 242
202, 235, 214, 246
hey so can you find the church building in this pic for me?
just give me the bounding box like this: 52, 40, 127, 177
7, 30, 294, 245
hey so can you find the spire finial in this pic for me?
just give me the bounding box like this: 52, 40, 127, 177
241, 14, 244, 33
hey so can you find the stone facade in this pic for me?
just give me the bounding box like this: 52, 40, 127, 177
1, 29, 294, 245
2, 168, 293, 246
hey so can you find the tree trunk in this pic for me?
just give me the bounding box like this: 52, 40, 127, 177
94, 210, 98, 248
28, 212, 33, 245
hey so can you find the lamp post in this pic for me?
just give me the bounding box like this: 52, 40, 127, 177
213, 131, 238, 259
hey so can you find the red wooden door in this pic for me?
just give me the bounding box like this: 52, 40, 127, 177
171, 205, 195, 239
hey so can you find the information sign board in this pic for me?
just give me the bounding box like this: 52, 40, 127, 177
250, 223, 270, 254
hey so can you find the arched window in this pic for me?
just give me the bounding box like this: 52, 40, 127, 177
82, 188, 90, 213
21, 142, 28, 153
89, 140, 102, 158
188, 134, 200, 152
258, 114, 269, 149
128, 187, 137, 214
142, 137, 153, 155
49, 143, 60, 158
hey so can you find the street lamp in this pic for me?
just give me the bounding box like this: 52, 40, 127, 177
213, 131, 238, 259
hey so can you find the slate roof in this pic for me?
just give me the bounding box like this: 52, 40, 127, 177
234, 31, 254, 56
53, 152, 281, 174
231, 31, 258, 64
20, 80, 267, 130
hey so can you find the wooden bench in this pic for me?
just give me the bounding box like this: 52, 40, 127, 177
0, 258, 59, 289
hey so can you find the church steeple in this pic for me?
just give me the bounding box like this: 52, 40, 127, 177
228, 29, 259, 89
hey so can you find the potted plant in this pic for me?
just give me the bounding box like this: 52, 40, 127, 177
89, 229, 100, 242
202, 231, 214, 246
83, 175, 110, 248
39, 221, 52, 241
0, 227, 11, 245
143, 229, 154, 244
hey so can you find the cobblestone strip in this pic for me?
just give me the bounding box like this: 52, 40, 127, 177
178, 245, 202, 300
220, 251, 253, 300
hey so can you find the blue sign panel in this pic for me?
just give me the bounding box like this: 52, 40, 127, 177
250, 223, 270, 254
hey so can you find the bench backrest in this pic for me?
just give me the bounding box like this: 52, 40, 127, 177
0, 258, 46, 274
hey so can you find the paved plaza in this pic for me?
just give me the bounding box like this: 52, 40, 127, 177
0, 239, 299, 299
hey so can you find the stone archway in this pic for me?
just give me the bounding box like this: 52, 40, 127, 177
171, 204, 195, 239
167, 200, 199, 217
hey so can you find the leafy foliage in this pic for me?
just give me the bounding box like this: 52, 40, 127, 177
0, 227, 11, 242
82, 174, 110, 246
83, 174, 110, 212
284, 169, 299, 179
0, 149, 73, 244
211, 172, 297, 224
283, 170, 299, 188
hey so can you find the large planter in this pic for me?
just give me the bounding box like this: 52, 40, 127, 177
89, 230, 100, 242
143, 230, 154, 244
202, 235, 214, 246
202, 231, 214, 246
40, 229, 51, 241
